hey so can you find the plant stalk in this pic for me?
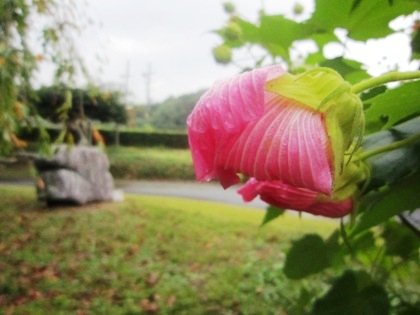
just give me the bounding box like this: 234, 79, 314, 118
351, 70, 420, 94
359, 133, 420, 161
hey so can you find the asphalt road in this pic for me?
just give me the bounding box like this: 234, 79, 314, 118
116, 179, 267, 209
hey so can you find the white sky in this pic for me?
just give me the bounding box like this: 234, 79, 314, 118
39, 0, 417, 105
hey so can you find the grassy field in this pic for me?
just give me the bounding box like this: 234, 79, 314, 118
0, 185, 337, 314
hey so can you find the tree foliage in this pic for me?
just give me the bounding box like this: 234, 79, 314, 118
34, 86, 127, 125
0, 0, 89, 155
136, 90, 204, 131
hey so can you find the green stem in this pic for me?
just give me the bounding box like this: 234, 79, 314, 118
359, 133, 420, 161
351, 70, 420, 94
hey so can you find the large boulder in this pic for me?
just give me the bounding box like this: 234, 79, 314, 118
35, 145, 120, 205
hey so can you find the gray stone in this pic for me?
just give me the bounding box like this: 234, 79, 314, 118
35, 145, 121, 205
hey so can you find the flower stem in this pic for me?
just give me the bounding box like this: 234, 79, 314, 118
351, 70, 420, 94
359, 133, 420, 161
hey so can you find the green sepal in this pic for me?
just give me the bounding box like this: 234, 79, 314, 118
260, 205, 285, 227
265, 67, 347, 111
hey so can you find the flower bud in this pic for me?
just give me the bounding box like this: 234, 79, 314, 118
187, 66, 365, 217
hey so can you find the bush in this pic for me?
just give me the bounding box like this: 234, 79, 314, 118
100, 129, 188, 148
106, 146, 195, 180
19, 127, 189, 149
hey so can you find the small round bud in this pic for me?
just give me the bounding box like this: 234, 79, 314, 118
224, 21, 242, 41
212, 44, 232, 64
223, 2, 235, 14
293, 3, 304, 15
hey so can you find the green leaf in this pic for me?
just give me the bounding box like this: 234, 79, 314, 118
363, 116, 420, 189
311, 33, 340, 50
236, 18, 260, 44
364, 80, 420, 133
260, 205, 284, 226
284, 234, 330, 279
360, 85, 387, 102
352, 230, 376, 252
310, 270, 390, 315
350, 0, 363, 12
382, 221, 420, 259
305, 52, 326, 65
353, 172, 420, 234
310, 0, 419, 41
325, 230, 346, 268
259, 15, 314, 61
320, 57, 370, 84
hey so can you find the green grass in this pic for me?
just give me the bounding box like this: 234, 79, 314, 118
106, 146, 195, 180
0, 185, 336, 314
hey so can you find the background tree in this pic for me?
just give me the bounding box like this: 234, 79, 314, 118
0, 0, 89, 155
32, 85, 127, 145
34, 86, 127, 125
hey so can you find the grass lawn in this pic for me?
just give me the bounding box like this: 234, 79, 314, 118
0, 185, 337, 314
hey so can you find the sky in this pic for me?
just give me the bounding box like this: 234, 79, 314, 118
73, 0, 313, 105
41, 0, 417, 105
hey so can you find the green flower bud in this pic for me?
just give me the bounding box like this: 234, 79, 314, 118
224, 21, 242, 41
212, 44, 232, 65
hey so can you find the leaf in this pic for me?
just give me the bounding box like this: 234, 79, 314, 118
350, 0, 363, 12
325, 230, 346, 268
311, 33, 340, 50
320, 57, 370, 83
364, 80, 420, 133
259, 15, 314, 61
310, 270, 390, 315
353, 172, 420, 235
382, 221, 420, 259
352, 230, 376, 253
309, 0, 419, 41
260, 205, 284, 227
283, 234, 330, 279
305, 51, 326, 65
236, 18, 260, 44
363, 116, 420, 189
360, 85, 387, 102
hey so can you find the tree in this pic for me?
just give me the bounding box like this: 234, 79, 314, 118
0, 0, 89, 155
149, 90, 205, 131
34, 86, 127, 125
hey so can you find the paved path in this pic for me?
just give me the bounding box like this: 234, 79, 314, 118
116, 179, 267, 209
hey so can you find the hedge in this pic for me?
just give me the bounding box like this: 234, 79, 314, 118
19, 127, 189, 148
100, 129, 189, 148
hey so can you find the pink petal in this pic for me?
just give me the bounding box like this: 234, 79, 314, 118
187, 66, 285, 188
238, 178, 352, 218
187, 65, 333, 195
222, 95, 332, 195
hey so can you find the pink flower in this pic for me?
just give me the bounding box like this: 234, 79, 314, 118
187, 65, 363, 217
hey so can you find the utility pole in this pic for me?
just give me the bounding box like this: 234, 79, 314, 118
143, 63, 152, 106
123, 60, 131, 104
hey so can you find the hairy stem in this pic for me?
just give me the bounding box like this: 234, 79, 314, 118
351, 70, 420, 94
359, 133, 420, 161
